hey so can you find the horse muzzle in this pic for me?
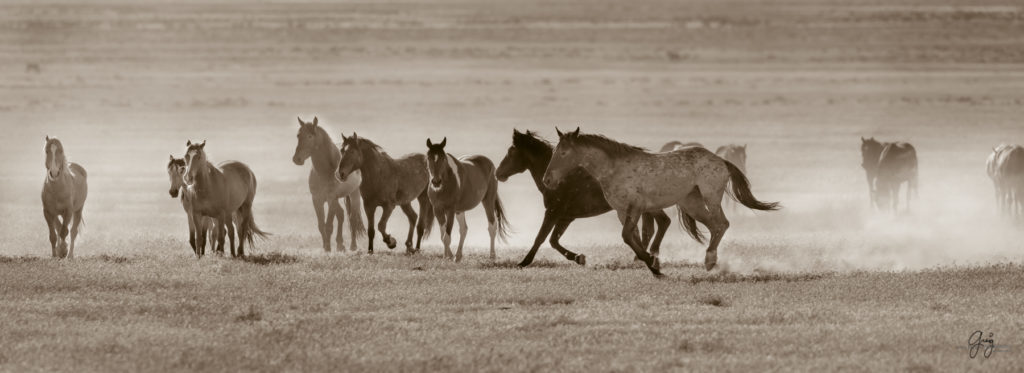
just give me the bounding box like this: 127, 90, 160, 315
169, 188, 179, 198
292, 155, 305, 166
431, 178, 443, 188
542, 174, 560, 189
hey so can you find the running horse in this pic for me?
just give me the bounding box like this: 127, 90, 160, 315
543, 128, 780, 277
426, 137, 510, 262
496, 129, 657, 267
41, 136, 87, 259
994, 145, 1024, 217
167, 155, 217, 255
873, 141, 918, 214
292, 117, 365, 252
336, 133, 434, 254
183, 140, 269, 257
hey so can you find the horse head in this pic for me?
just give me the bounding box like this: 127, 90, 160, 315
44, 136, 67, 180
293, 116, 319, 165
425, 137, 451, 189
183, 140, 207, 185
543, 127, 581, 189
167, 155, 188, 198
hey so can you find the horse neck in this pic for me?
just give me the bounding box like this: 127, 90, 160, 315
525, 148, 553, 192
192, 159, 220, 195
310, 130, 340, 176
46, 157, 72, 185
577, 149, 619, 186
358, 146, 389, 187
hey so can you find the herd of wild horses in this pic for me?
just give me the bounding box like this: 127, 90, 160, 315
38, 121, 1012, 277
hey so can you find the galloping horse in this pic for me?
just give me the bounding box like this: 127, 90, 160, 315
426, 137, 510, 262
183, 140, 269, 257
860, 137, 885, 208
995, 145, 1024, 217
988, 144, 1016, 215
660, 141, 704, 152
41, 136, 87, 259
874, 142, 918, 213
292, 117, 365, 252
167, 155, 216, 255
336, 133, 434, 254
496, 129, 657, 267
543, 128, 779, 277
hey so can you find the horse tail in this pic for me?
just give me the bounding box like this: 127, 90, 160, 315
239, 203, 271, 247
418, 191, 434, 239
725, 161, 780, 211
675, 207, 705, 244
493, 195, 511, 242
346, 194, 366, 239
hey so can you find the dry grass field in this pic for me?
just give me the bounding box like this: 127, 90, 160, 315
1, 0, 1023, 371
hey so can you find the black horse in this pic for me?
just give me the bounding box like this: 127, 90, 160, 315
496, 129, 660, 267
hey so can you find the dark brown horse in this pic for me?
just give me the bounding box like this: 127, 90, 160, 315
426, 137, 510, 262
41, 136, 87, 259
184, 140, 269, 257
168, 155, 216, 255
496, 130, 657, 267
874, 142, 918, 213
336, 133, 434, 254
292, 117, 365, 252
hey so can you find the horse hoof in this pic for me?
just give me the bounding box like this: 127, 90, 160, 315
455, 255, 463, 263
651, 257, 661, 271
517, 261, 530, 268
385, 237, 397, 249
704, 259, 716, 271
575, 254, 587, 266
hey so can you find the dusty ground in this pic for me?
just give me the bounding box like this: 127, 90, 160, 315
1, 1, 1023, 371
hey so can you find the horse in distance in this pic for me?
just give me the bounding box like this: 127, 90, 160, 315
426, 137, 510, 262
41, 136, 87, 259
988, 144, 1015, 215
660, 141, 704, 152
336, 133, 434, 254
183, 140, 269, 257
996, 145, 1024, 217
496, 129, 657, 267
874, 142, 918, 214
167, 155, 217, 256
543, 128, 780, 277
860, 137, 885, 209
293, 116, 366, 252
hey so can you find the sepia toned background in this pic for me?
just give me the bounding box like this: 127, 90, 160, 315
0, 1, 1022, 371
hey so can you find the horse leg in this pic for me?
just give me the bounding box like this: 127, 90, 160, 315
44, 210, 58, 258
549, 218, 585, 266
331, 199, 346, 251
648, 210, 671, 259
415, 194, 432, 251
399, 203, 418, 253
312, 198, 330, 252
679, 187, 728, 271
346, 192, 363, 251
378, 204, 398, 249
67, 209, 82, 259
640, 213, 654, 250
616, 208, 661, 277
456, 212, 469, 262
325, 199, 340, 252
518, 211, 557, 267
362, 202, 374, 255
437, 209, 455, 259
57, 211, 71, 259
187, 212, 197, 254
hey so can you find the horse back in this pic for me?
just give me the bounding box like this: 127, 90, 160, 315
998, 146, 1024, 182
877, 142, 917, 178
218, 161, 258, 205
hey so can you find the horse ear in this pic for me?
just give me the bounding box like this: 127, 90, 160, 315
572, 127, 580, 136
861, 136, 865, 142
297, 117, 304, 126
513, 128, 521, 136
440, 137, 447, 148
352, 132, 357, 139
187, 140, 192, 146
556, 127, 564, 137
426, 138, 433, 148
169, 154, 174, 161
312, 117, 318, 126
199, 140, 206, 148
45, 135, 50, 142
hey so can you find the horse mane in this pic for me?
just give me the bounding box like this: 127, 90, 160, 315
513, 131, 553, 153
567, 133, 647, 157
352, 136, 393, 160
